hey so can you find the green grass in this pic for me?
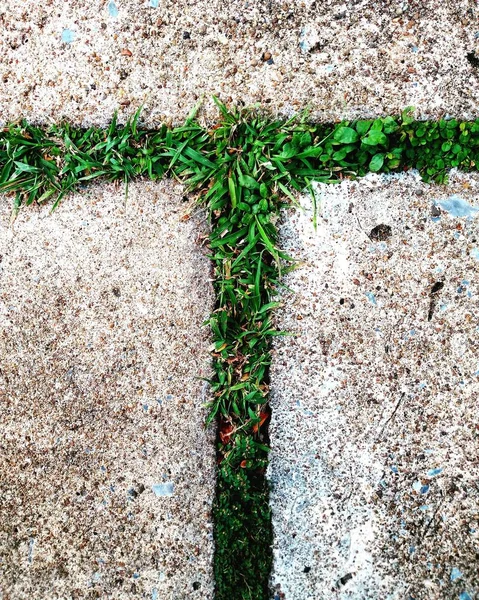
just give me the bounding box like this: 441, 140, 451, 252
2, 102, 479, 599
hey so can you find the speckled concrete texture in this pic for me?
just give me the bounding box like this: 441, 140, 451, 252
1, 1, 479, 126
0, 182, 215, 599
268, 171, 479, 600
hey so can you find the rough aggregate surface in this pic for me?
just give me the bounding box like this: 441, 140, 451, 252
2, 2, 479, 597
1, 1, 479, 126
268, 171, 479, 600
0, 181, 215, 599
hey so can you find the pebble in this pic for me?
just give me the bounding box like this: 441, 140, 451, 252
450, 567, 463, 582
108, 1, 119, 18
152, 482, 174, 497
61, 29, 76, 44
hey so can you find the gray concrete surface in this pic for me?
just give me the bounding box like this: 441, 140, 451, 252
2, 2, 479, 598
268, 171, 479, 600
1, 1, 479, 126
0, 182, 215, 599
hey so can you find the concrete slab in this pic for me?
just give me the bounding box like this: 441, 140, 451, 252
0, 182, 215, 599
268, 171, 479, 599
0, 1, 478, 126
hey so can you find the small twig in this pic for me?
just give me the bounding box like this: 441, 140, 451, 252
427, 280, 444, 321
378, 392, 405, 437
422, 494, 444, 540
353, 212, 373, 242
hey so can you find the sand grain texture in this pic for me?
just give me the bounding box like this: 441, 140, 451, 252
269, 172, 479, 600
0, 181, 216, 599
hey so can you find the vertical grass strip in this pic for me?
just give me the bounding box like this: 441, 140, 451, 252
193, 100, 335, 599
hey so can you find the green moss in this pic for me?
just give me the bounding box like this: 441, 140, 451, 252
214, 469, 272, 599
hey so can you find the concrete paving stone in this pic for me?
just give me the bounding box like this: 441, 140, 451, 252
268, 171, 479, 600
0, 1, 479, 126
0, 181, 215, 599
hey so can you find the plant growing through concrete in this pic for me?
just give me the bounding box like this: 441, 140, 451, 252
2, 103, 479, 599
